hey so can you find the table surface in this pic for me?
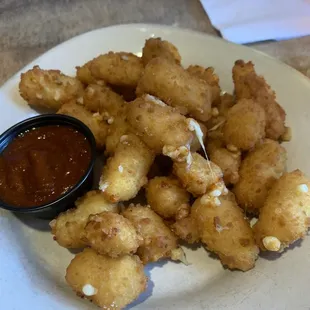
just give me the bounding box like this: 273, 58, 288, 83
1, 0, 310, 85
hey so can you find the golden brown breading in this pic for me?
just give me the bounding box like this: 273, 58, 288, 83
233, 60, 286, 140
76, 60, 105, 85
66, 248, 147, 310
254, 170, 310, 252
192, 192, 259, 271
233, 139, 287, 213
186, 65, 221, 105
172, 152, 223, 196
171, 215, 200, 244
90, 52, 143, 88
83, 84, 126, 117
206, 95, 242, 184
99, 133, 155, 203
83, 211, 143, 257
105, 115, 132, 155
207, 139, 241, 185
126, 95, 194, 154
49, 191, 118, 248
57, 101, 108, 149
146, 176, 190, 220
142, 37, 181, 66
136, 58, 212, 121
122, 204, 182, 264
19, 66, 84, 110
223, 99, 266, 151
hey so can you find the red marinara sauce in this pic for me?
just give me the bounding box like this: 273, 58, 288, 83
0, 125, 91, 207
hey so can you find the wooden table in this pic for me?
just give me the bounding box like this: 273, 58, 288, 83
1, 0, 310, 85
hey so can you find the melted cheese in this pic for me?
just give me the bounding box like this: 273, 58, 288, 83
188, 118, 216, 180
145, 94, 166, 106
82, 284, 98, 296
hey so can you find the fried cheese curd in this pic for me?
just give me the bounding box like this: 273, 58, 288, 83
172, 152, 223, 196
127, 95, 194, 154
81, 83, 133, 155
254, 170, 310, 252
66, 248, 147, 310
223, 99, 266, 151
83, 211, 143, 257
171, 215, 200, 244
233, 60, 286, 140
122, 204, 184, 264
192, 193, 259, 271
142, 37, 181, 65
146, 176, 190, 220
205, 94, 241, 185
19, 66, 84, 110
57, 101, 108, 149
50, 191, 118, 248
82, 83, 126, 117
76, 59, 105, 85
105, 115, 132, 155
136, 58, 213, 121
206, 138, 241, 185
233, 139, 287, 213
186, 65, 221, 105
99, 133, 155, 203
76, 60, 136, 100
90, 52, 143, 88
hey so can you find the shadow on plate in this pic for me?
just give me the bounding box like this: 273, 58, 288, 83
201, 245, 220, 262
92, 153, 105, 186
67, 248, 82, 255
259, 238, 303, 261
180, 241, 201, 252
202, 246, 242, 272
29, 105, 55, 115
125, 260, 168, 310
14, 213, 51, 232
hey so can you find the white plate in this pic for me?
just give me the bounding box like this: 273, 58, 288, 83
1, 24, 310, 310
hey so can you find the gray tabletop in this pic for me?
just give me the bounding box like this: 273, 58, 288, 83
1, 0, 310, 85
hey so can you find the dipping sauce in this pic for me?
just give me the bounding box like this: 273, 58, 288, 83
0, 125, 91, 207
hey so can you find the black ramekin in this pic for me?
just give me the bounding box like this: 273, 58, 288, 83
0, 114, 96, 219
